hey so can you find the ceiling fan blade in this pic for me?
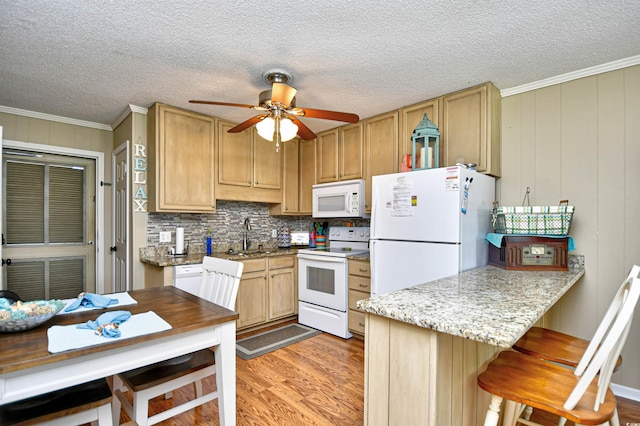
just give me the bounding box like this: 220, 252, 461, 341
189, 100, 256, 109
290, 117, 316, 140
228, 115, 268, 133
271, 83, 297, 107
293, 107, 359, 123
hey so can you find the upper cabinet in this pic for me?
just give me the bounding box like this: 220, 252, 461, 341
316, 122, 364, 183
399, 99, 439, 163
268, 138, 316, 216
364, 111, 399, 212
298, 138, 316, 215
147, 103, 216, 213
441, 82, 501, 177
216, 121, 282, 203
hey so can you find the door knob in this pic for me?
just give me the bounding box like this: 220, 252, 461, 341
110, 246, 117, 252
1, 258, 11, 266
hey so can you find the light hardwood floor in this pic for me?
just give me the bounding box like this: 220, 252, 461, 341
115, 321, 640, 425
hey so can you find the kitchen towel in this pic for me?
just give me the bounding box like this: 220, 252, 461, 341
60, 292, 137, 314
64, 293, 118, 312
485, 233, 576, 251
76, 310, 132, 337
47, 311, 172, 353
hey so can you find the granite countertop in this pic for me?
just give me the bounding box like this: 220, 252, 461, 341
140, 248, 300, 267
356, 262, 585, 349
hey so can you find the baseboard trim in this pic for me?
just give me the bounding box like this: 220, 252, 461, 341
611, 382, 640, 402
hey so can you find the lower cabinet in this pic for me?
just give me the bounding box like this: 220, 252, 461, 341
236, 255, 297, 330
348, 259, 371, 337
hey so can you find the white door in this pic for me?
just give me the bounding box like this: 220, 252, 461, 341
1, 147, 97, 299
112, 142, 129, 293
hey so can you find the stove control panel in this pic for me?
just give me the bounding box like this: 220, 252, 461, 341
329, 227, 370, 242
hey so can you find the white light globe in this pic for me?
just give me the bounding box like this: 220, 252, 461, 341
279, 118, 299, 141
256, 117, 275, 141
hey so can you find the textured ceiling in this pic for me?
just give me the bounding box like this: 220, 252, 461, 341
1, 1, 639, 133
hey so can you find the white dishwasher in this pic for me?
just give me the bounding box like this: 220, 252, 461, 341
174, 264, 203, 296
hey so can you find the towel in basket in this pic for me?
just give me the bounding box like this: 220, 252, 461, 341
491, 201, 574, 235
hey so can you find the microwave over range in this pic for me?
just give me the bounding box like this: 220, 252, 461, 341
312, 179, 370, 219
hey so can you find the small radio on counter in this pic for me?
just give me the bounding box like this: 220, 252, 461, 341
488, 236, 569, 271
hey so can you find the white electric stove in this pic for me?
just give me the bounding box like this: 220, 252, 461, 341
297, 227, 370, 338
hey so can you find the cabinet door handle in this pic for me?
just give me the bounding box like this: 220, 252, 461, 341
359, 283, 368, 288
359, 268, 369, 273
358, 322, 365, 327
255, 180, 258, 184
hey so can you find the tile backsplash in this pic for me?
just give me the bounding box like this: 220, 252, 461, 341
147, 200, 370, 253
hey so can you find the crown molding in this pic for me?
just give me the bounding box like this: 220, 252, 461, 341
111, 104, 148, 129
501, 55, 640, 97
0, 105, 112, 131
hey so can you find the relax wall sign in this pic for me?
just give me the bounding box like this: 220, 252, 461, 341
133, 139, 147, 212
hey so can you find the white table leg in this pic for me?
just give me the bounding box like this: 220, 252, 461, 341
215, 321, 236, 426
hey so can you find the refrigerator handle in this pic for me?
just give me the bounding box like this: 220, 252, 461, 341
370, 240, 377, 296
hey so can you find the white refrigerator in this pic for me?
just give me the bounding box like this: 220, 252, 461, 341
370, 166, 495, 296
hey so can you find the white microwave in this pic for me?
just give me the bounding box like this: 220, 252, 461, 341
312, 179, 370, 218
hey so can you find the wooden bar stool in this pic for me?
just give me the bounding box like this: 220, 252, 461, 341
512, 265, 639, 371
478, 272, 640, 426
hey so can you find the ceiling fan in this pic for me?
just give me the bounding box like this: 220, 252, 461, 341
189, 70, 359, 150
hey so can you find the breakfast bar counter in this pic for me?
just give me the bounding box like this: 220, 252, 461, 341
356, 260, 584, 426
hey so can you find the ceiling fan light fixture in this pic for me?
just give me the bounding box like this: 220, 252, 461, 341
256, 116, 298, 143
256, 116, 275, 141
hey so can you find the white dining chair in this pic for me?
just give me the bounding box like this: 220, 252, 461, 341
111, 256, 244, 426
478, 269, 640, 426
0, 378, 113, 426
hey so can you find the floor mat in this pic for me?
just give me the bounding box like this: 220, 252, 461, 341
236, 324, 321, 360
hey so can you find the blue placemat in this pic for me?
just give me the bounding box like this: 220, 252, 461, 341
47, 311, 171, 353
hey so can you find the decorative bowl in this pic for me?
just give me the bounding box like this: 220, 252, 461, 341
0, 299, 66, 333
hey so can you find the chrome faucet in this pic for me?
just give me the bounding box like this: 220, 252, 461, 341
242, 218, 251, 252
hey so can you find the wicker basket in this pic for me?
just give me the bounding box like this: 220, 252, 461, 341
491, 201, 574, 236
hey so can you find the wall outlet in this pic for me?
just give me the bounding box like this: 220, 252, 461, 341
272, 229, 277, 238
159, 231, 171, 242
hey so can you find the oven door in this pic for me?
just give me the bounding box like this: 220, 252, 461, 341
298, 253, 347, 311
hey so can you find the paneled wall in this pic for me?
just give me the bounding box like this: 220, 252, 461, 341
498, 65, 640, 391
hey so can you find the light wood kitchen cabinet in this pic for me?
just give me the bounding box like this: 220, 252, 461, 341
236, 255, 297, 330
147, 103, 216, 213
298, 138, 316, 214
236, 258, 268, 329
348, 259, 371, 337
216, 121, 282, 203
269, 139, 299, 215
267, 255, 297, 320
399, 98, 439, 165
364, 111, 399, 211
268, 137, 315, 216
316, 122, 364, 183
441, 82, 501, 177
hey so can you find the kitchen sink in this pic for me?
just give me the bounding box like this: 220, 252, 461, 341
233, 250, 271, 257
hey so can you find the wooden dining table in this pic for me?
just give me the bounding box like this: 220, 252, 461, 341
0, 286, 239, 426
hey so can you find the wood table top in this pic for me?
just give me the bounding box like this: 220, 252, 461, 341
0, 286, 238, 375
